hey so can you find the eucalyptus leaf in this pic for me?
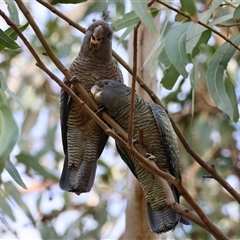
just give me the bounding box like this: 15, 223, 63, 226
161, 64, 180, 90
5, 160, 27, 189
0, 197, 15, 221
180, 0, 198, 20
0, 88, 19, 163
0, 71, 24, 108
165, 23, 191, 78
233, 4, 240, 22
5, 181, 35, 224
4, 0, 19, 25
206, 34, 240, 122
16, 152, 58, 181
0, 28, 19, 50
131, 0, 157, 34
114, 11, 139, 31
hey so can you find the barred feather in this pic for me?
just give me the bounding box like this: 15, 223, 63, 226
60, 13, 122, 195
91, 80, 190, 233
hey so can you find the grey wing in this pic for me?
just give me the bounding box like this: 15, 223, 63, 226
149, 103, 190, 226
149, 103, 181, 182
149, 103, 181, 202
59, 78, 72, 191
60, 77, 71, 155
116, 143, 138, 179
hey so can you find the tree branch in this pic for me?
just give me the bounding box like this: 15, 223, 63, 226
127, 23, 140, 148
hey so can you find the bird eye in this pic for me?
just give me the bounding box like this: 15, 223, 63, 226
104, 81, 109, 85
91, 35, 95, 40
108, 33, 112, 38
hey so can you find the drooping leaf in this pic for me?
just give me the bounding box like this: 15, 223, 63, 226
5, 160, 27, 190
209, 14, 233, 27
51, 0, 87, 4
165, 22, 191, 78
5, 181, 35, 224
180, 0, 198, 22
4, 0, 19, 25
0, 197, 15, 221
3, 22, 29, 42
114, 11, 139, 31
0, 88, 19, 165
118, 26, 134, 44
16, 152, 58, 181
186, 1, 223, 54
158, 47, 180, 90
0, 28, 19, 50
161, 64, 180, 90
233, 4, 240, 22
206, 34, 240, 122
131, 0, 157, 34
192, 30, 211, 58
0, 71, 24, 108
224, 77, 239, 122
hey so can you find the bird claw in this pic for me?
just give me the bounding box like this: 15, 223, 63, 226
145, 153, 156, 162
94, 104, 105, 116
70, 76, 82, 84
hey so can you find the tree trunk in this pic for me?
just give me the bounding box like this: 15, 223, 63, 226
122, 12, 160, 240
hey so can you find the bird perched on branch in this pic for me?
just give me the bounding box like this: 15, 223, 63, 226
60, 11, 123, 195
91, 80, 190, 234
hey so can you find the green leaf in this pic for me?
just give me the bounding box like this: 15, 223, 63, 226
192, 30, 211, 58
161, 64, 180, 90
4, 0, 19, 25
118, 26, 134, 44
224, 77, 239, 122
5, 160, 27, 190
233, 4, 240, 22
16, 152, 58, 181
180, 0, 198, 20
165, 23, 191, 78
4, 22, 29, 41
5, 181, 35, 224
0, 28, 19, 50
0, 197, 15, 221
0, 71, 24, 108
186, 16, 209, 54
114, 11, 139, 31
131, 0, 157, 34
186, 1, 222, 54
51, 0, 87, 4
0, 88, 19, 164
206, 34, 240, 122
209, 14, 233, 27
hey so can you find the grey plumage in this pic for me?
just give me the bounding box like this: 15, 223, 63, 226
91, 80, 190, 233
60, 12, 123, 195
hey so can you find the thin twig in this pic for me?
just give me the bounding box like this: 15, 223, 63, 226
127, 23, 140, 148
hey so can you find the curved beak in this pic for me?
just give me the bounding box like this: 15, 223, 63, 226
90, 25, 103, 49
91, 85, 102, 103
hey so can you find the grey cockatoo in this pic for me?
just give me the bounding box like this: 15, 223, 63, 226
60, 12, 123, 195
91, 80, 190, 233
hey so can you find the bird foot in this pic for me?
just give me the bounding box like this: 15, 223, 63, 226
94, 104, 105, 116
70, 75, 82, 84
145, 153, 156, 162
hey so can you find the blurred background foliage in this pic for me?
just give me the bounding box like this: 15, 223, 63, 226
0, 0, 240, 239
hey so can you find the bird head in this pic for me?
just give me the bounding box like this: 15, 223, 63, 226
81, 11, 113, 60
91, 80, 130, 111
